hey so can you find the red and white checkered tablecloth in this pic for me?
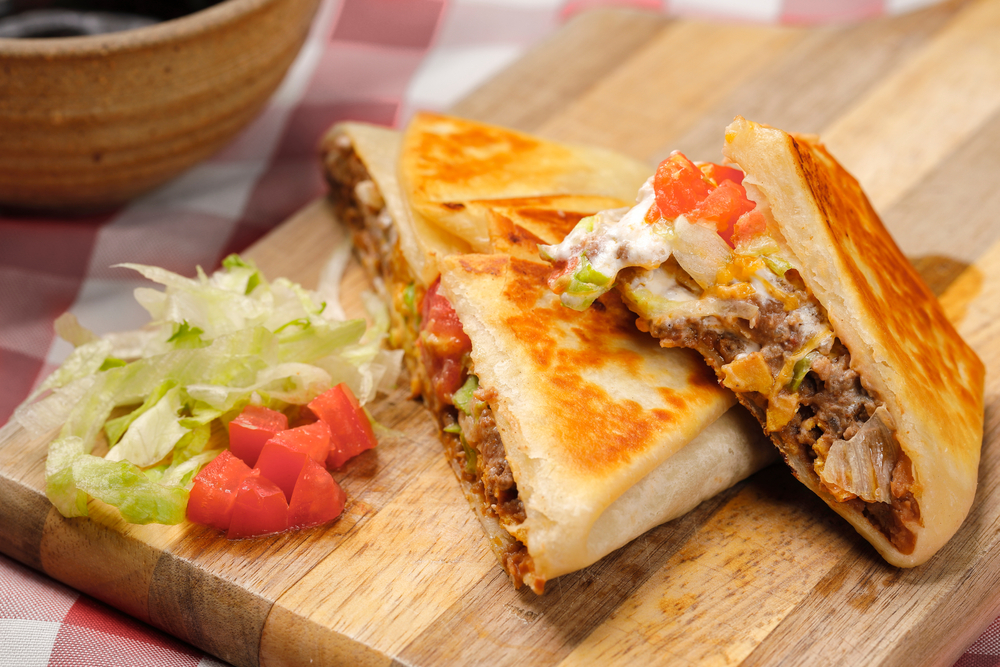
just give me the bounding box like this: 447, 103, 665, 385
2, 1, 996, 665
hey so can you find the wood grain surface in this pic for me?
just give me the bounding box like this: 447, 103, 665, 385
2, 1, 1000, 665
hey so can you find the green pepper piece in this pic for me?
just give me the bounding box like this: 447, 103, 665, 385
788, 351, 820, 392
443, 423, 461, 434
453, 375, 479, 415
461, 435, 477, 476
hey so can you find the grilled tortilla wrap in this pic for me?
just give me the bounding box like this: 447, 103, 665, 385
321, 114, 774, 591
438, 253, 771, 587
543, 116, 985, 567
401, 112, 652, 256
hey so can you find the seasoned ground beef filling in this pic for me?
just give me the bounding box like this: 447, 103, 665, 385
644, 276, 919, 554
458, 390, 527, 525
442, 398, 532, 583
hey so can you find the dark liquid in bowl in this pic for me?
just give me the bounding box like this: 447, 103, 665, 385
0, 0, 223, 37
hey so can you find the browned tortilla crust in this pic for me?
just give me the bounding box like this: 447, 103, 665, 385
439, 253, 775, 581
724, 117, 985, 567
400, 112, 650, 253
449, 255, 727, 479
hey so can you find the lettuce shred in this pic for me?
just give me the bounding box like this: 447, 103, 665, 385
16, 254, 398, 525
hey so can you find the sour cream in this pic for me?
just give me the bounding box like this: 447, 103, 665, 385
540, 177, 672, 284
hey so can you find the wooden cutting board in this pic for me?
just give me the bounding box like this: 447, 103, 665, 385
3, 1, 1000, 665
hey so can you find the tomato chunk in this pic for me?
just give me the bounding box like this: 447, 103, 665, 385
308, 384, 378, 469
268, 420, 331, 465
228, 404, 287, 467
227, 470, 289, 539
419, 279, 472, 406
653, 152, 712, 219
186, 450, 252, 531
692, 179, 756, 245
255, 420, 331, 502
288, 458, 346, 528
699, 162, 745, 186
732, 210, 768, 247
649, 152, 757, 247
256, 443, 309, 503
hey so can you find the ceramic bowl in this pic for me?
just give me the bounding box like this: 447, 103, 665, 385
0, 0, 320, 210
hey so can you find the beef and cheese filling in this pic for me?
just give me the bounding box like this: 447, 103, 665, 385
542, 152, 920, 554
324, 134, 540, 590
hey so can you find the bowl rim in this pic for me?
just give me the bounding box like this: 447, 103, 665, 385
0, 0, 281, 56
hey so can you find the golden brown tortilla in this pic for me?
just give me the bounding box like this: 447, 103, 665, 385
439, 254, 772, 582
723, 117, 985, 566
400, 112, 651, 255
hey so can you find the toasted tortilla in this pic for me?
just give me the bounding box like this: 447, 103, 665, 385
438, 254, 773, 581
321, 114, 774, 590
400, 112, 651, 256
723, 117, 985, 566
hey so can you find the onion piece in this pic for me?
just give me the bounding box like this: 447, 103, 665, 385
817, 406, 899, 504
673, 216, 732, 289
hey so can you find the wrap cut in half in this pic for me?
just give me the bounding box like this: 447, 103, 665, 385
543, 116, 985, 567
321, 112, 774, 592
437, 253, 770, 586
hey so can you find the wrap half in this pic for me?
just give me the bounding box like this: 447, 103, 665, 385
321, 113, 774, 591
543, 116, 985, 567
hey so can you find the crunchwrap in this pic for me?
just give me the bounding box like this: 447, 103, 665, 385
322, 113, 774, 591
543, 116, 985, 567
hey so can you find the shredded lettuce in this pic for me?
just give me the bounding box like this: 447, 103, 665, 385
105, 385, 188, 467
16, 254, 399, 525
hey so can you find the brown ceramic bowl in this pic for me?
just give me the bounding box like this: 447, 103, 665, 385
0, 0, 320, 211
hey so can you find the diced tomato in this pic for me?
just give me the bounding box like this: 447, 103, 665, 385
255, 420, 331, 502
420, 279, 472, 356
732, 210, 768, 247
650, 152, 757, 247
288, 458, 346, 528
186, 450, 253, 531
429, 356, 465, 408
699, 162, 745, 186
256, 444, 308, 504
308, 383, 378, 469
692, 179, 756, 246
418, 278, 472, 405
266, 420, 330, 465
228, 404, 287, 467
653, 152, 712, 219
227, 470, 289, 539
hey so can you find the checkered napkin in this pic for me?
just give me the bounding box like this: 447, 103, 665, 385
1, 1, 991, 666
